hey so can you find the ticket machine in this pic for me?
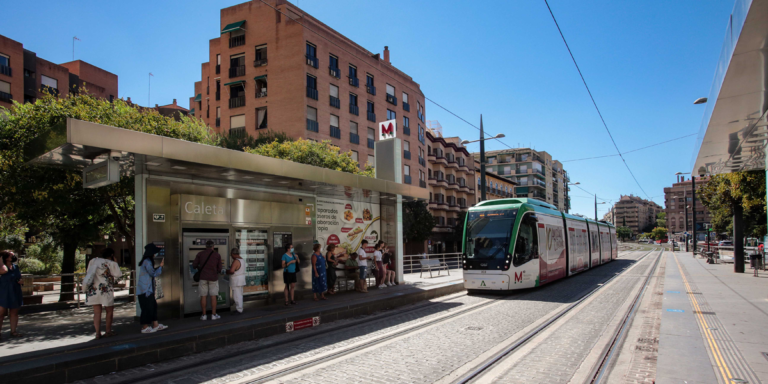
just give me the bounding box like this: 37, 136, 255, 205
182, 231, 230, 315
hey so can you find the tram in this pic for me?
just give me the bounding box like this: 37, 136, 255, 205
462, 198, 618, 291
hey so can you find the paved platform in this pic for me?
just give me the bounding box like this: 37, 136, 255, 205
656, 251, 768, 384
0, 272, 464, 384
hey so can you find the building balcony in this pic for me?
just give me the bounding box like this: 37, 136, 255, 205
418, 157, 426, 167
446, 182, 459, 191
404, 150, 411, 160
367, 138, 375, 149
253, 58, 268, 67
366, 85, 376, 95
229, 35, 245, 48
350, 132, 360, 144
435, 156, 448, 166
349, 104, 359, 115
367, 112, 376, 122
428, 177, 436, 186
215, 117, 220, 127
229, 65, 245, 78
445, 160, 459, 169
255, 89, 267, 99
403, 102, 410, 112
516, 169, 530, 175
404, 175, 412, 184
447, 204, 460, 212
307, 87, 318, 100
229, 96, 245, 109
229, 127, 246, 137
386, 94, 397, 106
306, 55, 318, 69
459, 185, 471, 193
428, 153, 436, 162
419, 179, 427, 188
330, 126, 341, 139
306, 119, 319, 132
329, 67, 340, 79
403, 126, 410, 136
0, 65, 11, 77
330, 96, 340, 109
349, 77, 359, 87
0, 91, 11, 103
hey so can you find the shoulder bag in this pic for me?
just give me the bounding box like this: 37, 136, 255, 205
193, 250, 213, 283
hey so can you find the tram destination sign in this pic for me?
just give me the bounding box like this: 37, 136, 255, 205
83, 159, 120, 189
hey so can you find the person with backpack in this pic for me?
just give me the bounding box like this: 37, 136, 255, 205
192, 240, 222, 321
136, 243, 168, 334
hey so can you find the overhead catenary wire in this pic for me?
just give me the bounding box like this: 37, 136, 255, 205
543, 0, 651, 199
562, 133, 698, 162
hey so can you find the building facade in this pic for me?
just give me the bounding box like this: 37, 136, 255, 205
663, 176, 712, 240
472, 148, 570, 212
189, 0, 427, 182
473, 158, 517, 204
424, 127, 476, 253
612, 194, 663, 235
0, 34, 117, 109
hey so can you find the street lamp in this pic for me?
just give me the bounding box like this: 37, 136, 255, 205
595, 200, 606, 221
693, 97, 708, 104
460, 115, 504, 201
676, 172, 696, 255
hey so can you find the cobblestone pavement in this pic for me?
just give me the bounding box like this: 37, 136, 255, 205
75, 250, 650, 384
489, 251, 659, 384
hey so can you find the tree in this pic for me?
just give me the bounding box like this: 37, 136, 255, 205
651, 227, 668, 240
656, 212, 666, 228
0, 93, 220, 300
246, 139, 374, 177
403, 201, 436, 243
220, 130, 293, 152
616, 226, 632, 241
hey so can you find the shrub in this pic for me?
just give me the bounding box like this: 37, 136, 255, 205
18, 257, 46, 275
246, 139, 374, 177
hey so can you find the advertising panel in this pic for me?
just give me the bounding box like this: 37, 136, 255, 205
235, 229, 269, 296
316, 197, 380, 255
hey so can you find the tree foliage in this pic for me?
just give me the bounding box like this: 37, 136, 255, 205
698, 171, 766, 238
616, 226, 632, 241
246, 139, 375, 177
656, 212, 666, 228
220, 130, 294, 152
651, 227, 668, 240
403, 201, 436, 243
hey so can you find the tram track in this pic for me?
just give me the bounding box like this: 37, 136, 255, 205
451, 248, 661, 384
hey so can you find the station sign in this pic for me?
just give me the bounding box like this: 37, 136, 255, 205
83, 158, 120, 188
379, 119, 397, 140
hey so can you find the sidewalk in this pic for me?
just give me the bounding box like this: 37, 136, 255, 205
0, 271, 464, 384
656, 251, 768, 384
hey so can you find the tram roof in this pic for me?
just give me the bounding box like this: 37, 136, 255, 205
24, 118, 430, 202
691, 0, 768, 175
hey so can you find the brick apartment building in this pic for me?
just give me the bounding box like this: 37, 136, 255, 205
424, 125, 476, 253
663, 176, 712, 240
189, 0, 428, 180
473, 158, 518, 204
473, 148, 570, 212
0, 34, 117, 108
612, 194, 663, 236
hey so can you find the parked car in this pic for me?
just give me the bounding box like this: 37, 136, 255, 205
718, 240, 733, 247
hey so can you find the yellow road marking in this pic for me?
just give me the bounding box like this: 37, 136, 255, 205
672, 253, 732, 383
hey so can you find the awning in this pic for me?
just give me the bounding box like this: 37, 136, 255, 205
223, 80, 246, 87
221, 20, 245, 34
190, 108, 195, 114
194, 94, 202, 102
253, 75, 267, 81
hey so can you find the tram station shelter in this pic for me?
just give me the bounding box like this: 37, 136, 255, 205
26, 118, 428, 319
691, 0, 768, 270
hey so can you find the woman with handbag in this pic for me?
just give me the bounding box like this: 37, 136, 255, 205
82, 248, 122, 339
0, 251, 23, 339
136, 243, 168, 334
281, 244, 299, 306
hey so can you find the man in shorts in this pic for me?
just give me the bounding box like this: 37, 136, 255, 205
193, 240, 223, 320
357, 240, 370, 292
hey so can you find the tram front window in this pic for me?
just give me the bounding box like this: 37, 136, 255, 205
466, 209, 516, 260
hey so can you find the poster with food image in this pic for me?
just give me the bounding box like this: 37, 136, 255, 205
316, 197, 380, 256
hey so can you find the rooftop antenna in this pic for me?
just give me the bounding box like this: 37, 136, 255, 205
148, 72, 154, 107
72, 36, 80, 61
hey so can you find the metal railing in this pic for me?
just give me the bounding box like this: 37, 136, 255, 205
403, 253, 463, 274
403, 126, 410, 135
403, 102, 410, 112
349, 104, 359, 115
229, 96, 245, 108
329, 67, 340, 78
330, 96, 340, 108
229, 35, 245, 48
366, 85, 376, 95
350, 132, 360, 144
306, 87, 318, 100
330, 125, 341, 139
19, 271, 135, 309
306, 55, 319, 68
349, 77, 359, 87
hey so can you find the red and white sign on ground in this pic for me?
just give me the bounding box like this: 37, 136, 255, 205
378, 119, 397, 140
286, 317, 320, 332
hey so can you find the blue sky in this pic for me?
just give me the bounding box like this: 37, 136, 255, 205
1, 0, 734, 218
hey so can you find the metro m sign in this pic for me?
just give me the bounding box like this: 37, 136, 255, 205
378, 119, 397, 140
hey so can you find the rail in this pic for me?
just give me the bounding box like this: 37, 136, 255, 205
19, 271, 135, 309
403, 252, 462, 274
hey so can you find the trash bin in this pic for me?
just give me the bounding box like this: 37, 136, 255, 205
749, 254, 763, 269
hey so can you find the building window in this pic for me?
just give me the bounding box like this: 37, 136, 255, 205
254, 44, 268, 66
330, 84, 340, 108
306, 74, 318, 100
230, 114, 246, 137
307, 106, 318, 132
216, 54, 221, 74
229, 53, 245, 78
255, 76, 267, 98
387, 109, 396, 120
402, 92, 409, 109
306, 42, 318, 68
216, 107, 221, 127
404, 165, 411, 184
229, 83, 245, 108
350, 93, 358, 106
330, 114, 340, 139
386, 84, 397, 105
350, 121, 359, 135
404, 140, 410, 152
0, 53, 9, 68
329, 54, 340, 78
368, 154, 375, 167
348, 64, 359, 87
256, 107, 267, 129
0, 80, 10, 101
351, 150, 359, 163
367, 101, 375, 122
41, 75, 58, 90
367, 127, 375, 148
366, 73, 376, 95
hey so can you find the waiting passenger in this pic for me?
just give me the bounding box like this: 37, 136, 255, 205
192, 240, 223, 321
326, 245, 339, 295
311, 244, 328, 301
374, 242, 386, 289
83, 248, 123, 339
281, 244, 298, 306
226, 248, 246, 314
136, 243, 168, 334
0, 251, 23, 339
357, 240, 370, 291
345, 252, 364, 292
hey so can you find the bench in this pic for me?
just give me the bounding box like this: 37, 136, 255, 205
419, 259, 450, 278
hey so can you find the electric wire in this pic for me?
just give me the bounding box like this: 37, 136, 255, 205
543, 0, 651, 199
562, 133, 698, 162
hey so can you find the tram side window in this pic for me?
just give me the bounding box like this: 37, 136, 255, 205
513, 215, 538, 267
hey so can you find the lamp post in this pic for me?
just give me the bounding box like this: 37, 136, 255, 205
676, 172, 696, 255
461, 123, 505, 203
595, 198, 606, 221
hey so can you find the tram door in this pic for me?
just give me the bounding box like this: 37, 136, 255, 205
182, 232, 230, 315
